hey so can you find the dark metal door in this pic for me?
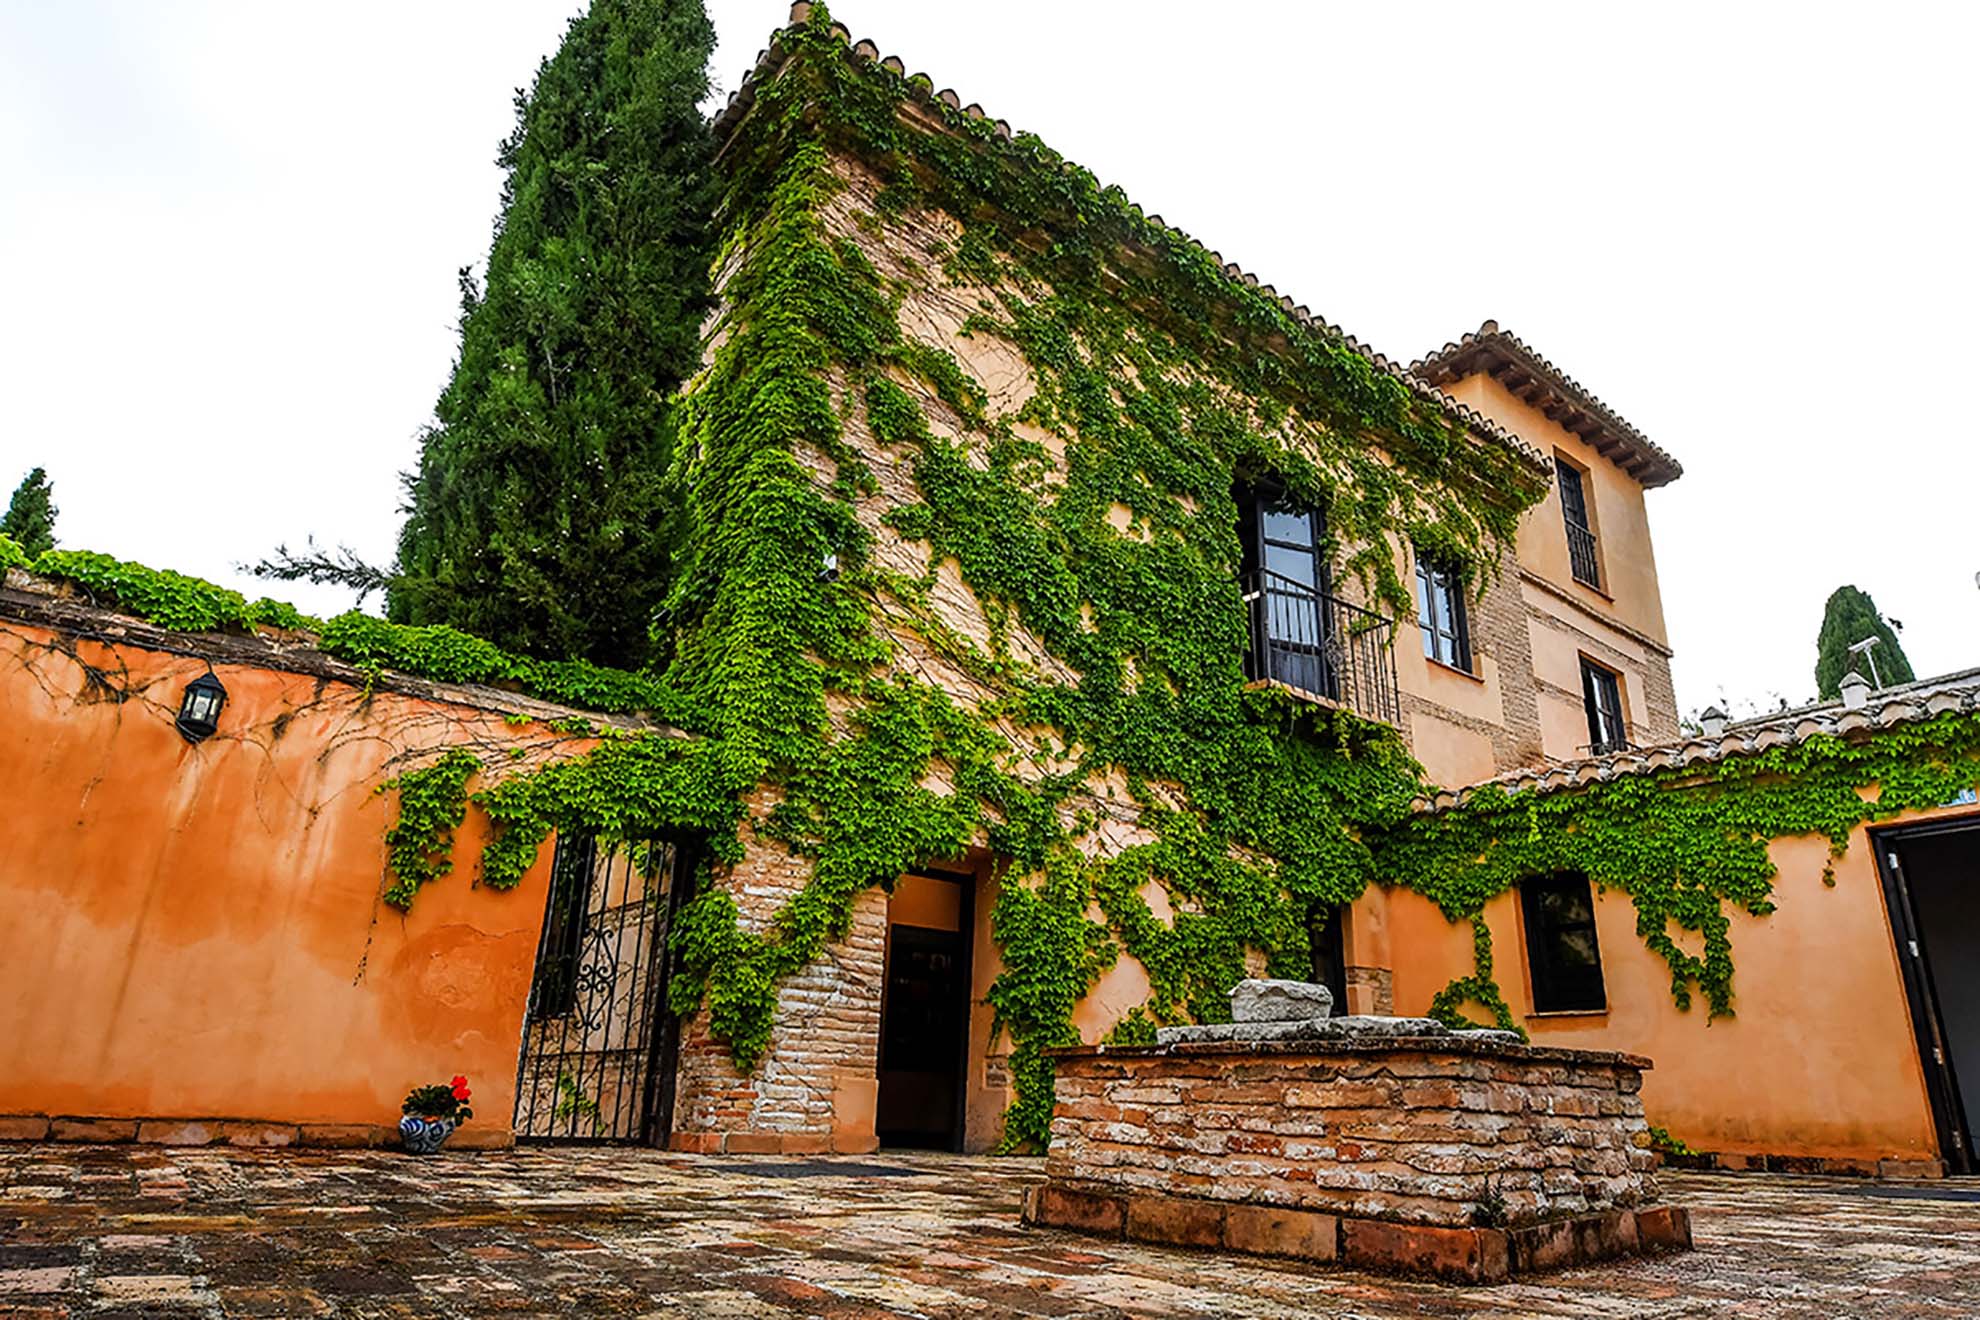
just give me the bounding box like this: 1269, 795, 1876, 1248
512, 833, 692, 1144
1876, 820, 1980, 1173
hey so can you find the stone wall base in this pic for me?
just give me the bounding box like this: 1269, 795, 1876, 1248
668, 1129, 878, 1155
0, 1114, 515, 1151
1022, 1182, 1692, 1284
1662, 1149, 1946, 1180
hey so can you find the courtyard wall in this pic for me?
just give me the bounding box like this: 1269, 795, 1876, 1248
0, 585, 593, 1146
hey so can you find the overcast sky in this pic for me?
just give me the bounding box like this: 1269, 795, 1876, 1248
3, 1, 1975, 714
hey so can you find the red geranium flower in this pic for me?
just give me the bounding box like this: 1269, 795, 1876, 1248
451, 1075, 471, 1101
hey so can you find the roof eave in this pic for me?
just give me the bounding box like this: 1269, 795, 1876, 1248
1412, 322, 1683, 490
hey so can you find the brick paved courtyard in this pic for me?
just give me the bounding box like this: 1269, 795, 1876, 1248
2, 1146, 1978, 1318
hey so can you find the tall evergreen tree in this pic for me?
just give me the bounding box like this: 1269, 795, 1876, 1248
2, 467, 57, 557
1815, 584, 1915, 698
393, 0, 718, 667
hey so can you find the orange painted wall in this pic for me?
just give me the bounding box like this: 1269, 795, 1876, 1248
1388, 806, 1964, 1164
0, 623, 559, 1134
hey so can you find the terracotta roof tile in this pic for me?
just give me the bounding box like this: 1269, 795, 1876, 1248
712, 5, 1552, 481
1411, 320, 1683, 489
1424, 666, 1980, 811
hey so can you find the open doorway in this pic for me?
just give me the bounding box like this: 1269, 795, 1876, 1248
876, 869, 974, 1151
1877, 819, 1980, 1174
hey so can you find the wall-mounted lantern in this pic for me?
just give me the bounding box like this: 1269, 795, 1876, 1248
819, 549, 841, 583
176, 670, 227, 743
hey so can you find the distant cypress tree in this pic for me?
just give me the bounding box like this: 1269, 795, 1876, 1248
1815, 585, 1915, 698
393, 0, 717, 667
2, 467, 57, 558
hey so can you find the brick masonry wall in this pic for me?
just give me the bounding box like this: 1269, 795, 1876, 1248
1045, 1040, 1659, 1228
670, 786, 889, 1153
1401, 546, 1548, 776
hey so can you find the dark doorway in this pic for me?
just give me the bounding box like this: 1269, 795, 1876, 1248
876, 870, 974, 1151
1877, 820, 1980, 1173
1309, 903, 1348, 1015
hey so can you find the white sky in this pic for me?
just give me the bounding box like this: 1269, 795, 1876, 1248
3, 1, 1976, 714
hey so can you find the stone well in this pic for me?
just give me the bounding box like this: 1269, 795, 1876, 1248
1022, 980, 1691, 1282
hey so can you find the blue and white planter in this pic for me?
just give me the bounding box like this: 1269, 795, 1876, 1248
398, 1115, 457, 1155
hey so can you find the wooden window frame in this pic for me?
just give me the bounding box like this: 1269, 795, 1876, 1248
1415, 552, 1472, 673
1520, 871, 1608, 1014
1579, 656, 1628, 755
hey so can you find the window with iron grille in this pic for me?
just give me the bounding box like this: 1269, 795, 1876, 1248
1580, 657, 1627, 754
1236, 482, 1333, 699
1555, 456, 1602, 589
1521, 871, 1606, 1013
1415, 552, 1471, 672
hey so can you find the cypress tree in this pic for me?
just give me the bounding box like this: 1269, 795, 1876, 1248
2, 467, 57, 558
393, 0, 717, 667
1814, 584, 1915, 698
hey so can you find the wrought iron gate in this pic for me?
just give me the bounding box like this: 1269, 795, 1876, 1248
512, 832, 691, 1143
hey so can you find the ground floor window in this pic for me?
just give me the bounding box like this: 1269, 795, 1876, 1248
1521, 871, 1606, 1013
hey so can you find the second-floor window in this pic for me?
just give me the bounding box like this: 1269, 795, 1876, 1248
1238, 484, 1332, 698
1580, 657, 1627, 754
1555, 456, 1602, 590
1415, 553, 1471, 672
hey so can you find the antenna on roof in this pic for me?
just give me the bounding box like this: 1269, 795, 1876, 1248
1847, 636, 1884, 690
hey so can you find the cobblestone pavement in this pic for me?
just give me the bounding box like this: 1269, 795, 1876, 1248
3, 1145, 1979, 1318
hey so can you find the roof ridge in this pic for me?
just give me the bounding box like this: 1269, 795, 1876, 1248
1411, 320, 1683, 487
711, 4, 1551, 477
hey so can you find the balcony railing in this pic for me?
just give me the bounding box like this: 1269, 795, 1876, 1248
1241, 569, 1401, 726
1566, 521, 1602, 589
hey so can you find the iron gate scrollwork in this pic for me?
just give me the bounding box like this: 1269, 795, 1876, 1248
512, 832, 694, 1144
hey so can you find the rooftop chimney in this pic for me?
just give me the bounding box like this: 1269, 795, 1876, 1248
1840, 670, 1872, 712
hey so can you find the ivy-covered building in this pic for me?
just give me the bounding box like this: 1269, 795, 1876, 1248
654, 5, 1692, 1158
5, 4, 1979, 1180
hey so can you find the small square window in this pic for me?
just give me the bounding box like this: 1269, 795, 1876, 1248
1521, 872, 1606, 1013
1415, 553, 1471, 672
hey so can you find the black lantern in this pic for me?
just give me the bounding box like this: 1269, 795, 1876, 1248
176, 670, 227, 743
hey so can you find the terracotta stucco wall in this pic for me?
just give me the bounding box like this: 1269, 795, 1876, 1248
1386, 809, 1954, 1164
0, 618, 559, 1139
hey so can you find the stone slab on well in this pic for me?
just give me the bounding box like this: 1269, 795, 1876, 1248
1229, 978, 1334, 1023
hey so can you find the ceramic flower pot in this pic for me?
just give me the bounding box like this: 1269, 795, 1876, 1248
398, 1115, 457, 1155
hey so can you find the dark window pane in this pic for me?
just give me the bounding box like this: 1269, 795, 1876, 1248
1262, 508, 1312, 545
1581, 659, 1625, 753
1556, 458, 1590, 529
1522, 872, 1606, 1013
1415, 553, 1470, 671
1265, 541, 1317, 586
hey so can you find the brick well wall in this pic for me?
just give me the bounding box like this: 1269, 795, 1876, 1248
1045, 1039, 1659, 1227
